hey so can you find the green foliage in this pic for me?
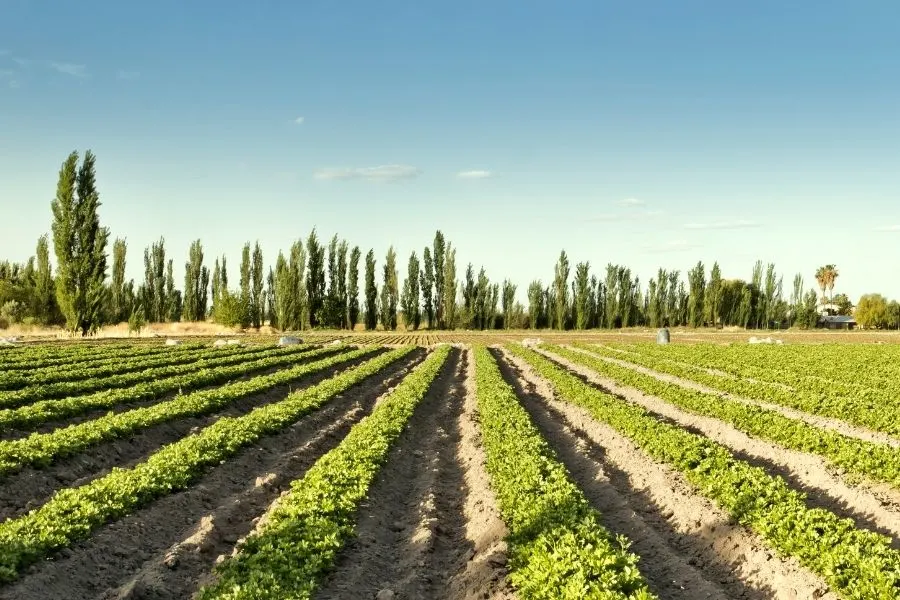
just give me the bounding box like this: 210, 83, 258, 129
400, 251, 420, 330
433, 231, 446, 328
348, 246, 361, 330
501, 279, 516, 329
250, 242, 264, 328
442, 243, 457, 329
127, 305, 145, 336
527, 280, 545, 329
687, 260, 705, 327
198, 346, 445, 599
553, 250, 570, 330
50, 150, 110, 336
473, 347, 655, 599
240, 242, 252, 327
305, 229, 326, 327
364, 249, 377, 330
108, 237, 128, 323
143, 237, 167, 323
573, 262, 590, 330
856, 293, 890, 329
214, 289, 245, 327
0, 346, 407, 583
379, 246, 399, 330
420, 246, 434, 328
512, 344, 900, 599
337, 240, 348, 328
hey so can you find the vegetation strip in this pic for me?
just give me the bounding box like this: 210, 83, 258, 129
197, 345, 450, 599
0, 342, 234, 390
553, 344, 900, 490
585, 342, 900, 438
473, 347, 654, 600
0, 344, 294, 408
0, 344, 324, 431
0, 342, 171, 370
0, 346, 376, 477
0, 346, 414, 583
506, 344, 900, 600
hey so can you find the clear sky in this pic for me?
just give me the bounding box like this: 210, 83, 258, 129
1, 1, 899, 303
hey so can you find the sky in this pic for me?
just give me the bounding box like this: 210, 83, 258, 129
1, 1, 899, 304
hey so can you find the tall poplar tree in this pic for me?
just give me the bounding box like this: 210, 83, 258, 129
348, 246, 361, 330
380, 246, 399, 330
433, 231, 446, 328
51, 150, 110, 335
553, 250, 570, 330
108, 238, 127, 323
306, 230, 326, 327
239, 242, 252, 327
573, 261, 591, 330
337, 240, 348, 328
442, 243, 457, 329
401, 251, 420, 330
420, 247, 434, 328
364, 249, 377, 330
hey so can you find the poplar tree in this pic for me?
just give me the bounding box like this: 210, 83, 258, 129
364, 249, 377, 330
289, 240, 308, 329
306, 230, 325, 327
553, 250, 570, 330
401, 251, 420, 330
573, 261, 591, 330
380, 246, 399, 330
348, 246, 361, 330
442, 243, 457, 329
687, 261, 706, 327
706, 261, 722, 328
251, 242, 264, 328
239, 242, 252, 327
420, 247, 434, 328
109, 238, 127, 323
337, 240, 348, 328
325, 234, 339, 327
265, 266, 276, 328
501, 279, 516, 329
51, 150, 110, 335
433, 231, 446, 328
527, 280, 544, 329
164, 259, 180, 321
274, 252, 292, 330
34, 234, 56, 325
143, 238, 166, 322
183, 239, 209, 322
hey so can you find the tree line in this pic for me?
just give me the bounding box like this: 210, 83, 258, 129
0, 150, 875, 333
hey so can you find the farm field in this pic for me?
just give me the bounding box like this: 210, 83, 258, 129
1, 336, 900, 599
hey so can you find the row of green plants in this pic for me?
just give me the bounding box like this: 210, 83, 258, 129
0, 341, 172, 370
0, 344, 329, 431
551, 344, 900, 490
0, 342, 244, 390
590, 343, 900, 438
506, 344, 900, 599
197, 345, 450, 599
473, 347, 655, 600
0, 346, 377, 477
0, 346, 415, 583
0, 343, 303, 408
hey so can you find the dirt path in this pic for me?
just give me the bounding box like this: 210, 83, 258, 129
572, 346, 900, 449
541, 347, 900, 544
315, 347, 514, 600
0, 351, 387, 524
0, 352, 424, 600
498, 348, 836, 600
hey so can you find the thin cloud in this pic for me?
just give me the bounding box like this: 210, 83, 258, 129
457, 169, 492, 179
683, 219, 761, 230
116, 70, 140, 80
314, 164, 422, 182
586, 209, 664, 223
8, 80, 19, 89
618, 197, 645, 206
643, 239, 702, 254
874, 224, 900, 232
48, 62, 88, 77
294, 116, 305, 125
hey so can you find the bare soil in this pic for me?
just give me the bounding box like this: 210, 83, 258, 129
498, 348, 837, 600
315, 347, 515, 600
0, 351, 425, 600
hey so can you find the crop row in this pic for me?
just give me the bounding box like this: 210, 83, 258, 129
0, 344, 328, 431
0, 346, 415, 583
197, 346, 450, 599
506, 344, 900, 599
0, 346, 376, 477
473, 347, 654, 599
549, 344, 900, 491
585, 343, 900, 438
0, 341, 165, 369
0, 342, 247, 390
0, 343, 310, 408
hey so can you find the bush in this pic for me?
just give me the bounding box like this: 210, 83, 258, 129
213, 290, 246, 328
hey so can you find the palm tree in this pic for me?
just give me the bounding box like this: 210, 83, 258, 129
814, 266, 827, 308
825, 264, 839, 306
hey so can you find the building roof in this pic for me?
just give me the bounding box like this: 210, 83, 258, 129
820, 315, 856, 323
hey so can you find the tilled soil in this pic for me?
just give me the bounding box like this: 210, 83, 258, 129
498, 348, 837, 600
315, 347, 514, 600
0, 350, 384, 523
542, 347, 900, 546
0, 350, 425, 600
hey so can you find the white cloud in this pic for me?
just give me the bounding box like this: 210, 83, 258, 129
643, 239, 702, 254
8, 79, 19, 89
874, 224, 900, 232
618, 197, 645, 206
314, 164, 422, 182
48, 62, 87, 77
587, 209, 664, 223
294, 116, 305, 125
116, 70, 140, 80
683, 219, 760, 230
457, 169, 492, 179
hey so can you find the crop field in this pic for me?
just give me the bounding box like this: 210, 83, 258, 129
1, 336, 900, 599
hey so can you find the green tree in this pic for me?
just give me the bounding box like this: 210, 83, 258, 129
33, 234, 56, 325
182, 240, 209, 322
433, 231, 446, 328
501, 279, 516, 329
527, 280, 544, 329
325, 234, 339, 327
348, 246, 361, 330
251, 242, 264, 328
573, 261, 591, 330
364, 249, 377, 330
420, 247, 434, 329
51, 150, 110, 335
165, 259, 180, 322
442, 243, 457, 329
107, 238, 127, 323
380, 246, 399, 330
401, 251, 421, 330
337, 240, 348, 328
687, 261, 706, 327
265, 266, 276, 327
273, 252, 292, 331
705, 261, 722, 328
289, 240, 308, 329
306, 230, 326, 327
239, 242, 252, 327
143, 238, 166, 322
833, 293, 853, 316
855, 293, 888, 329
473, 267, 489, 329
553, 251, 570, 330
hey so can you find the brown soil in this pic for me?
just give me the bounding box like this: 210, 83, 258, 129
498, 348, 836, 600
0, 349, 392, 524
543, 347, 900, 544
0, 351, 425, 600
314, 347, 514, 600
579, 347, 900, 448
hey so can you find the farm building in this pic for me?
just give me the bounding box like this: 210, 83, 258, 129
818, 314, 856, 330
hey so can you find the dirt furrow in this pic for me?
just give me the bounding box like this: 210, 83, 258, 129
0, 351, 386, 524
316, 347, 512, 600
499, 348, 836, 600
543, 347, 900, 544
574, 346, 900, 448
0, 352, 425, 600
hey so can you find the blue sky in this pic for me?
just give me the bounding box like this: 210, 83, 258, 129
2, 1, 899, 303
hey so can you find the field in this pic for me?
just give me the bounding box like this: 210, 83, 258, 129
1, 333, 900, 599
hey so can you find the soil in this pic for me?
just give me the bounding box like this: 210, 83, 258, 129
498, 347, 837, 600
0, 351, 425, 600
